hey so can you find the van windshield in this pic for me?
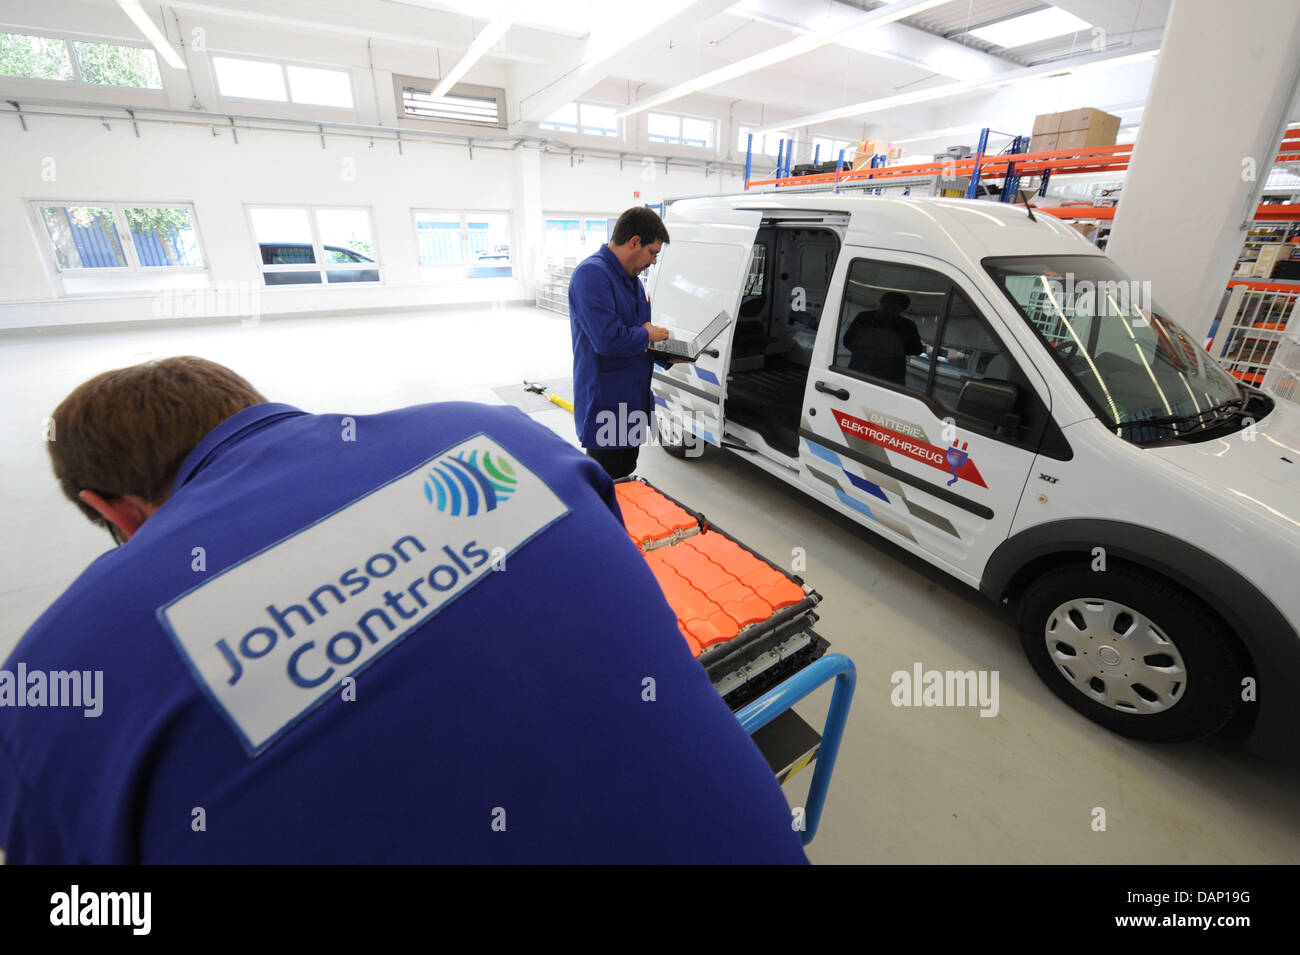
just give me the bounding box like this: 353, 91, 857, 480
984, 255, 1245, 444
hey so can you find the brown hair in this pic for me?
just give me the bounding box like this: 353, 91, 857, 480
47, 356, 266, 527
611, 206, 670, 247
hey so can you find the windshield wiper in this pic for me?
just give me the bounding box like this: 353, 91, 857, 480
1119, 395, 1249, 436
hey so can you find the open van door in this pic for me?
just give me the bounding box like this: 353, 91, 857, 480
649, 206, 762, 447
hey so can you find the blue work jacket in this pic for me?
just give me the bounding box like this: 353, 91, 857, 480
0, 401, 807, 864
569, 244, 657, 449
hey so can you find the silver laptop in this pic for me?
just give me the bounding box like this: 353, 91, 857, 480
649, 311, 731, 359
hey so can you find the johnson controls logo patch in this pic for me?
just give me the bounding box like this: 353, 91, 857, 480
423, 448, 517, 515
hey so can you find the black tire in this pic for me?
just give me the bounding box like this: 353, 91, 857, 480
661, 439, 691, 459
655, 413, 699, 460
1017, 563, 1248, 743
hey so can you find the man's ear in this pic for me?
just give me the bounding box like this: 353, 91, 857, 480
77, 490, 158, 542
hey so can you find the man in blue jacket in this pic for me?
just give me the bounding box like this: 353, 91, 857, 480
0, 357, 806, 864
569, 207, 671, 478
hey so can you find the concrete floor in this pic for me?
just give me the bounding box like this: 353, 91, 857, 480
2, 303, 1299, 864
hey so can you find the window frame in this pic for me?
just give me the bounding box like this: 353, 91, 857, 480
411, 209, 515, 279
829, 254, 1039, 446
649, 110, 716, 149
539, 101, 622, 139
246, 204, 382, 287
0, 28, 164, 90
212, 53, 355, 110
28, 199, 208, 275
541, 213, 615, 263
738, 125, 792, 158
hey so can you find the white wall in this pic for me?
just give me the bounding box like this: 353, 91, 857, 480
0, 117, 532, 328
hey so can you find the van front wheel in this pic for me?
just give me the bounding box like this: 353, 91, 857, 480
1017, 564, 1247, 743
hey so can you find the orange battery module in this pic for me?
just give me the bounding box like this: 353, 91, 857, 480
614, 478, 826, 708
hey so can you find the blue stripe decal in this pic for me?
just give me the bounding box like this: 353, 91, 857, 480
844, 470, 890, 503
653, 394, 668, 408
695, 367, 720, 386
803, 438, 842, 466
697, 428, 717, 444
834, 487, 875, 520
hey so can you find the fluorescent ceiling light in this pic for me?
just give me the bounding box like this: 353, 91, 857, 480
614, 0, 950, 119
753, 44, 1158, 135
117, 0, 186, 70
968, 8, 1091, 48
430, 5, 519, 99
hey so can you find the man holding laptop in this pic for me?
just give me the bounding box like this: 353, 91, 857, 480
568, 207, 672, 479
569, 207, 731, 478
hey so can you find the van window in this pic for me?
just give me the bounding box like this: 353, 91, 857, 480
834, 258, 1019, 420
930, 291, 1015, 415
834, 259, 945, 389
743, 243, 766, 297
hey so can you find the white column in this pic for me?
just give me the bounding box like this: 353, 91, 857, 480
1106, 0, 1300, 342
511, 146, 543, 300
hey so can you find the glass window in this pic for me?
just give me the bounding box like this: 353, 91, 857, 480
214, 56, 287, 101
286, 65, 353, 108
544, 217, 583, 262
467, 214, 512, 277
834, 258, 1021, 421
585, 218, 609, 246
739, 127, 791, 158
0, 32, 74, 81
743, 243, 766, 297
415, 212, 465, 265
34, 203, 207, 273
648, 112, 679, 143
930, 291, 1012, 414
580, 104, 618, 137
38, 205, 126, 269
541, 102, 579, 132
681, 117, 713, 148
124, 206, 203, 267
414, 211, 512, 279
72, 41, 162, 88
315, 208, 377, 282
834, 259, 946, 392
986, 255, 1243, 443
251, 207, 379, 286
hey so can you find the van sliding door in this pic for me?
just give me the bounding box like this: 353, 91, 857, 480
649, 208, 762, 447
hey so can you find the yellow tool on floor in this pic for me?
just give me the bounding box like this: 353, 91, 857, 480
523, 380, 574, 414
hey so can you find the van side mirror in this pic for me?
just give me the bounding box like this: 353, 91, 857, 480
956, 379, 1019, 432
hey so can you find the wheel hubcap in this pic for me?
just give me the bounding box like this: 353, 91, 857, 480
1042, 598, 1187, 714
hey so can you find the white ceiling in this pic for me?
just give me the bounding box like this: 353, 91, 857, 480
1, 0, 1174, 150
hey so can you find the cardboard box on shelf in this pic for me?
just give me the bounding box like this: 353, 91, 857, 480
1031, 112, 1062, 136
1056, 107, 1120, 147
1029, 134, 1058, 153
1056, 125, 1120, 150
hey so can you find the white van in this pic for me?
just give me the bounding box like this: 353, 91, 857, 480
646, 193, 1300, 759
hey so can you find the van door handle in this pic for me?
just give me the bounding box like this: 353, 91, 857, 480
815, 380, 850, 400
702, 348, 719, 359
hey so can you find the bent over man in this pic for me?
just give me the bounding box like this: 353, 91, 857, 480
0, 357, 806, 864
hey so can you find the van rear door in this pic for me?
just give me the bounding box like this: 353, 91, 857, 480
649, 207, 762, 447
